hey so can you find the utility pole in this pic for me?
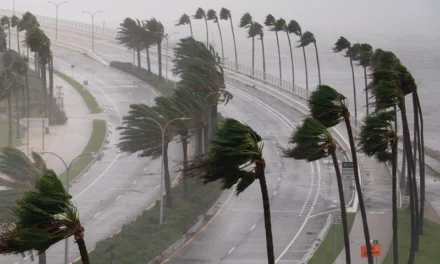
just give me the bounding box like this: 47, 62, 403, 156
82, 10, 103, 53
48, 1, 68, 40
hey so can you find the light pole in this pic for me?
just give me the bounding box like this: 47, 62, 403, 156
82, 10, 103, 53
38, 151, 99, 264
164, 32, 178, 84
145, 117, 189, 224
48, 1, 68, 40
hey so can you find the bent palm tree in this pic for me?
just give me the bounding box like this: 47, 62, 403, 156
309, 84, 373, 264
207, 9, 225, 62
352, 43, 373, 116
265, 15, 284, 86
140, 25, 155, 74
11, 15, 20, 54
239, 13, 254, 74
0, 170, 91, 264
288, 20, 307, 91
176, 14, 193, 37
144, 18, 164, 79
284, 117, 351, 263
359, 110, 398, 264
219, 8, 238, 65
1, 16, 10, 49
117, 18, 143, 69
251, 22, 265, 78
299, 31, 321, 85
193, 8, 208, 46
187, 118, 275, 264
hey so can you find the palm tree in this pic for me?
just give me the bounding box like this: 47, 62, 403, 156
144, 18, 164, 79
186, 118, 275, 264
0, 69, 13, 147
0, 27, 7, 53
246, 22, 265, 78
207, 9, 225, 63
333, 37, 358, 118
11, 53, 27, 137
117, 104, 177, 208
219, 8, 238, 65
359, 110, 398, 264
298, 31, 321, 86
117, 18, 143, 69
11, 15, 20, 55
308, 84, 373, 264
176, 14, 193, 37
352, 43, 373, 116
265, 15, 284, 86
193, 8, 208, 46
0, 170, 91, 264
287, 20, 307, 91
284, 117, 351, 263
239, 13, 254, 75
140, 26, 154, 75
1, 16, 10, 49
283, 21, 295, 86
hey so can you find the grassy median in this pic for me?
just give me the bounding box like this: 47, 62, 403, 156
309, 213, 356, 264
54, 70, 102, 114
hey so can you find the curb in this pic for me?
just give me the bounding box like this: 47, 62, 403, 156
300, 214, 332, 263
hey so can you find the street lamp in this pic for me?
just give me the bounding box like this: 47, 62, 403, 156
48, 1, 68, 40
82, 10, 103, 53
145, 117, 189, 224
164, 32, 179, 84
38, 151, 99, 264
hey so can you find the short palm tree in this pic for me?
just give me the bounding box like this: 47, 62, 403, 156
0, 170, 91, 264
308, 84, 373, 264
176, 14, 193, 37
288, 20, 307, 91
239, 13, 254, 74
207, 9, 225, 63
144, 18, 164, 79
117, 18, 143, 69
11, 15, 20, 54
284, 117, 351, 263
352, 43, 373, 116
186, 118, 275, 264
332, 36, 358, 118
359, 110, 398, 264
219, 8, 238, 65
193, 8, 208, 46
1, 16, 10, 49
265, 15, 284, 86
298, 31, 321, 85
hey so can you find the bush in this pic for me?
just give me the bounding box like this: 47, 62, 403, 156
51, 105, 67, 125
110, 61, 176, 97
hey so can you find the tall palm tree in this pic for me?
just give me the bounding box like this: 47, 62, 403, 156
207, 9, 225, 63
239, 13, 254, 75
298, 31, 321, 86
140, 25, 155, 75
333, 37, 358, 118
144, 18, 164, 79
176, 14, 193, 37
193, 8, 208, 46
117, 18, 143, 69
308, 84, 373, 264
11, 15, 20, 54
352, 43, 373, 116
117, 104, 177, 208
248, 22, 265, 77
0, 170, 91, 264
283, 21, 295, 86
284, 117, 351, 263
1, 16, 11, 50
359, 110, 398, 264
0, 69, 13, 147
187, 118, 275, 264
0, 27, 7, 53
287, 20, 307, 91
265, 15, 284, 86
219, 8, 238, 65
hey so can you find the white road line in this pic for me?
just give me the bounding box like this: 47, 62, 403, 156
94, 212, 101, 217
278, 177, 281, 181
132, 180, 137, 185
369, 211, 385, 214
250, 224, 256, 231
275, 219, 309, 263
144, 166, 148, 172
307, 161, 322, 217
228, 247, 236, 255
117, 195, 123, 200
89, 81, 122, 119
273, 191, 277, 196
23, 255, 31, 260
14, 262, 19, 264
248, 112, 253, 116
258, 121, 263, 125
272, 140, 276, 145
299, 163, 315, 217
266, 130, 270, 134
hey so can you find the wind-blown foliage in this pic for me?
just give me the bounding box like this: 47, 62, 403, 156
144, 18, 164, 79
264, 15, 284, 85
207, 9, 225, 62
352, 43, 373, 115
193, 8, 209, 46
117, 18, 144, 69
176, 14, 193, 37
219, 8, 238, 65
308, 84, 347, 127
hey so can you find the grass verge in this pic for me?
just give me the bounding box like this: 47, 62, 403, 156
382, 210, 440, 264
110, 61, 176, 97
54, 70, 102, 114
308, 213, 356, 264
75, 179, 222, 264
58, 119, 106, 185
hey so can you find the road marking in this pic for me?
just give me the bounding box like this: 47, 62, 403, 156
275, 218, 309, 263
258, 121, 263, 125
250, 224, 256, 231
369, 211, 385, 214
228, 247, 236, 255
94, 212, 101, 217
144, 166, 148, 172
117, 195, 123, 200
248, 112, 253, 116
277, 151, 280, 156
272, 140, 276, 145
278, 177, 281, 181
307, 161, 322, 217
299, 163, 315, 217
278, 163, 282, 169
266, 130, 270, 134
23, 255, 31, 260
273, 191, 277, 196
132, 180, 137, 185
88, 81, 122, 119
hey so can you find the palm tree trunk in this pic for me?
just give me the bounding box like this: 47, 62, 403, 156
331, 148, 351, 264
314, 42, 321, 86
74, 231, 90, 264
163, 142, 173, 208
38, 252, 46, 264
414, 93, 425, 234
229, 16, 238, 66
203, 124, 209, 154
189, 21, 193, 38
196, 128, 203, 157
211, 104, 218, 140
40, 61, 48, 118
15, 90, 21, 139
363, 67, 369, 116
16, 27, 20, 55
275, 31, 282, 87
391, 139, 398, 264
146, 48, 151, 74
256, 160, 274, 264
157, 41, 162, 79
252, 36, 255, 77
21, 78, 26, 116
216, 22, 225, 63
26, 50, 30, 119
7, 90, 13, 147
344, 116, 373, 264
204, 17, 209, 46
286, 32, 295, 86
260, 37, 266, 79
300, 34, 309, 93
48, 56, 54, 125
8, 27, 11, 50
349, 57, 357, 119
181, 134, 189, 199
137, 47, 142, 69
401, 140, 407, 191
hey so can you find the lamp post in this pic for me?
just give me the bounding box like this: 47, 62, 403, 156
164, 32, 178, 84
48, 1, 68, 40
82, 10, 103, 53
38, 151, 99, 264
145, 117, 189, 224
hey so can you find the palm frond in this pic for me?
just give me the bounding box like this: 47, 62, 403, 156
206, 10, 218, 22
193, 8, 206, 20
332, 36, 350, 53
219, 8, 230, 20
286, 20, 301, 36
176, 14, 191, 26
239, 13, 252, 28
297, 31, 315, 47
308, 85, 347, 127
